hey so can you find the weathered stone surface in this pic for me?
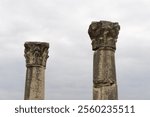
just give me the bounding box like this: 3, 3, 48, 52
93, 50, 116, 88
88, 21, 120, 51
93, 84, 118, 100
88, 21, 120, 100
24, 42, 49, 67
24, 42, 49, 100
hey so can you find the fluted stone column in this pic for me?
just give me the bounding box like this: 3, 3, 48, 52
88, 21, 120, 100
24, 42, 49, 100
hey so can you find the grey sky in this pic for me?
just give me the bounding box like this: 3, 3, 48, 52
0, 0, 150, 99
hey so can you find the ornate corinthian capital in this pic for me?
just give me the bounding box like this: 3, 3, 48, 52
88, 21, 120, 51
24, 42, 49, 67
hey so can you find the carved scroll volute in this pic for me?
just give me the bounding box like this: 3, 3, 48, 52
88, 21, 120, 51
24, 42, 49, 67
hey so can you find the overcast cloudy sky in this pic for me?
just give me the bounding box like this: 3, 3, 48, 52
0, 0, 150, 100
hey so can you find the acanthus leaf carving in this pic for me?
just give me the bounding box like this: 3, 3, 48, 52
88, 20, 120, 51
24, 42, 49, 67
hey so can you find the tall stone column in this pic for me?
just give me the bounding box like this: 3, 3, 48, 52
88, 21, 120, 100
24, 42, 49, 100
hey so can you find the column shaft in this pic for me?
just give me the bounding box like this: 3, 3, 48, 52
93, 50, 117, 99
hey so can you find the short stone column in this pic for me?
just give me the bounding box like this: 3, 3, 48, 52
88, 21, 120, 100
24, 42, 49, 100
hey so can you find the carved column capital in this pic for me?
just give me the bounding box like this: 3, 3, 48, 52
88, 21, 120, 51
24, 42, 49, 67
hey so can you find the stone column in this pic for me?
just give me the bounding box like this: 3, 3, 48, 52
88, 21, 120, 100
24, 42, 49, 100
